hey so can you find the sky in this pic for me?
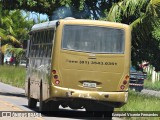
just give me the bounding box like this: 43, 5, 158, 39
22, 11, 48, 22
31, 12, 48, 21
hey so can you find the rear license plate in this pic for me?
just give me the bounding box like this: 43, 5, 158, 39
83, 82, 96, 88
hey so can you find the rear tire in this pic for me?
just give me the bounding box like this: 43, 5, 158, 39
28, 80, 37, 108
39, 81, 59, 114
39, 82, 48, 112
28, 98, 37, 108
85, 101, 113, 120
48, 101, 59, 111
46, 101, 59, 115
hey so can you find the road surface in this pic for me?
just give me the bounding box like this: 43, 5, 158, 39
0, 82, 122, 120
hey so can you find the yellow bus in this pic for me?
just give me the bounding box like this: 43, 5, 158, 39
25, 18, 131, 118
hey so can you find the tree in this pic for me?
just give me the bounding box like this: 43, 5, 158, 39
0, 5, 34, 65
0, 8, 20, 47
7, 47, 25, 66
0, 6, 20, 64
1, 0, 121, 20
2, 0, 160, 71
107, 0, 160, 71
0, 8, 33, 47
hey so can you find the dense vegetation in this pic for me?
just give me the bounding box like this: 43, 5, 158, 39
0, 6, 33, 48
106, 0, 160, 70
1, 0, 120, 20
1, 0, 160, 71
0, 5, 34, 64
0, 4, 48, 65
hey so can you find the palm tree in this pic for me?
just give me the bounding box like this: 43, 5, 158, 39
107, 0, 160, 71
0, 7, 19, 64
0, 9, 22, 47
0, 6, 34, 65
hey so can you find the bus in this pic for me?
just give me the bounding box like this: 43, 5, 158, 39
25, 18, 131, 118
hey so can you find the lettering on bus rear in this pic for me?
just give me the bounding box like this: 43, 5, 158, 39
66, 59, 117, 65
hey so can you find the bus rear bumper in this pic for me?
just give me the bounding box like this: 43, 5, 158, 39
50, 86, 128, 106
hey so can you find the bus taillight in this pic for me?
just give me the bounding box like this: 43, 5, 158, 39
120, 85, 125, 90
125, 75, 130, 80
54, 75, 58, 79
123, 80, 127, 85
52, 70, 57, 74
55, 80, 60, 85
122, 75, 129, 85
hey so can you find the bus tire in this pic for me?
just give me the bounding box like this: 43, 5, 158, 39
28, 80, 37, 108
28, 98, 37, 108
39, 81, 48, 112
85, 102, 113, 120
47, 101, 59, 112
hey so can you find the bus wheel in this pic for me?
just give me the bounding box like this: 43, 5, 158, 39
85, 102, 113, 120
28, 98, 37, 108
47, 101, 59, 111
28, 81, 37, 108
39, 82, 48, 112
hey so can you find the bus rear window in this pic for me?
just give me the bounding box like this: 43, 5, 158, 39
62, 25, 125, 54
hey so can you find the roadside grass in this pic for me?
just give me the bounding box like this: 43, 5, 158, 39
0, 65, 25, 88
115, 91, 160, 120
144, 79, 160, 91
119, 91, 160, 111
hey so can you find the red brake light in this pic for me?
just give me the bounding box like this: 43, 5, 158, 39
123, 80, 127, 85
54, 75, 58, 79
120, 85, 125, 90
52, 70, 56, 74
55, 80, 60, 85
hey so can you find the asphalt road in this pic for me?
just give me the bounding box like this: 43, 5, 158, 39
0, 82, 122, 120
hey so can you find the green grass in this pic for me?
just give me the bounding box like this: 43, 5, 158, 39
115, 91, 160, 120
144, 79, 160, 91
0, 65, 26, 88
119, 91, 160, 111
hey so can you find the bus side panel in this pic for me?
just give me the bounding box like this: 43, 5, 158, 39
26, 58, 51, 101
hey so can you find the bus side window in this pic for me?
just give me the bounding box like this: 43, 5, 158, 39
47, 45, 51, 57
30, 45, 34, 57
31, 32, 36, 57
41, 45, 44, 58
36, 45, 39, 57
39, 45, 42, 57
45, 30, 54, 58
49, 30, 54, 57
29, 29, 54, 59
33, 45, 36, 57
29, 33, 33, 57
49, 30, 54, 43
45, 46, 48, 57
43, 46, 45, 58
44, 31, 47, 43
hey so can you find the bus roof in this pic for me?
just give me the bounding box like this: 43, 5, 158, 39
31, 20, 58, 31
31, 18, 129, 31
